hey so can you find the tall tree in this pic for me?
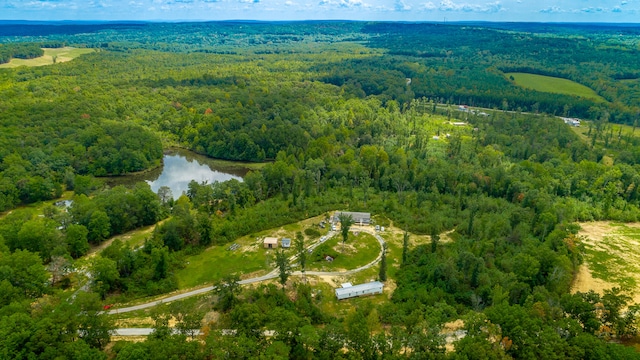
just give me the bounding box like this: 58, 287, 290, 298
90, 256, 119, 299
66, 224, 89, 259
157, 186, 173, 206
74, 292, 115, 350
379, 243, 387, 282
213, 274, 241, 312
275, 249, 291, 291
402, 230, 409, 265
338, 213, 354, 248
430, 228, 440, 254
295, 232, 307, 282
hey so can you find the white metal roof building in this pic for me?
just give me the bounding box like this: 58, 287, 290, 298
335, 281, 384, 300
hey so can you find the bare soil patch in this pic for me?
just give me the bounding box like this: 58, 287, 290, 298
573, 221, 640, 303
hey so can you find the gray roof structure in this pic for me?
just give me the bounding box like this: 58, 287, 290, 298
281, 238, 291, 248
333, 211, 371, 224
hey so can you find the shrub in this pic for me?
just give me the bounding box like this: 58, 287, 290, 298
304, 227, 321, 239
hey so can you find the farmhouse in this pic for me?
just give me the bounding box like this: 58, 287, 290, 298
263, 237, 278, 249
335, 281, 384, 300
281, 238, 291, 248
333, 211, 371, 226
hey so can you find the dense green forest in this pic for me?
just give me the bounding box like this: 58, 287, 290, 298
2, 21, 640, 359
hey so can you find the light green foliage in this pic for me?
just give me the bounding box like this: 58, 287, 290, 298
506, 72, 606, 102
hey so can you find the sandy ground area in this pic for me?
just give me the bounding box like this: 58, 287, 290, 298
572, 221, 640, 303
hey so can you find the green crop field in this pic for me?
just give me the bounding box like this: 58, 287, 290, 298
506, 72, 606, 102
0, 47, 94, 68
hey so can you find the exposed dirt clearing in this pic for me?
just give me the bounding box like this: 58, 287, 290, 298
572, 265, 616, 295
573, 221, 640, 303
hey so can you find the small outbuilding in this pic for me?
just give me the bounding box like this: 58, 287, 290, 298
333, 211, 371, 226
335, 281, 384, 300
263, 237, 278, 249
281, 238, 291, 248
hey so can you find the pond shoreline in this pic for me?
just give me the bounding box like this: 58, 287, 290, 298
102, 147, 256, 199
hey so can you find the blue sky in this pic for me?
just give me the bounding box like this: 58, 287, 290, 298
0, 0, 637, 22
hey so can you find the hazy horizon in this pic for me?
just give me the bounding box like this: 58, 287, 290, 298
0, 0, 637, 23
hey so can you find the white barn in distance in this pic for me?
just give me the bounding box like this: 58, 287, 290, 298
335, 281, 384, 300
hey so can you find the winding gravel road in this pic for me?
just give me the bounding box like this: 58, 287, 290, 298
108, 229, 386, 315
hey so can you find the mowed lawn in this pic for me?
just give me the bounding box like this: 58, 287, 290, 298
506, 72, 606, 102
175, 242, 269, 289
0, 47, 94, 68
307, 232, 381, 272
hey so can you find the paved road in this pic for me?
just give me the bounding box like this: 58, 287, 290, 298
108, 228, 386, 315
113, 328, 204, 336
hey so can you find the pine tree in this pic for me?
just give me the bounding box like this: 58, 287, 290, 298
276, 249, 291, 290
379, 243, 387, 282
402, 230, 409, 265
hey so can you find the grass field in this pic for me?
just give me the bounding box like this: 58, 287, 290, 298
307, 232, 381, 272
0, 191, 74, 221
505, 72, 606, 102
175, 241, 269, 289
0, 47, 94, 68
573, 222, 640, 303
175, 215, 329, 289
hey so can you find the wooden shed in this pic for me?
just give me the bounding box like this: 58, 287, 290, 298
263, 237, 278, 249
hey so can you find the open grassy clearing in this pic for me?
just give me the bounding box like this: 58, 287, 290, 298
175, 214, 330, 289
307, 231, 380, 272
573, 221, 640, 303
86, 220, 166, 258
175, 241, 268, 289
0, 47, 94, 68
506, 72, 606, 102
571, 119, 640, 143
0, 191, 74, 220
108, 219, 448, 331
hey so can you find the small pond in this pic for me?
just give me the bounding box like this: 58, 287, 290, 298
106, 148, 251, 199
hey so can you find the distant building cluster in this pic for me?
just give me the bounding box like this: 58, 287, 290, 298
458, 105, 489, 117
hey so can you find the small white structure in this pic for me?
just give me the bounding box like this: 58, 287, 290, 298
335, 281, 384, 300
263, 237, 278, 249
561, 117, 581, 127
281, 238, 291, 248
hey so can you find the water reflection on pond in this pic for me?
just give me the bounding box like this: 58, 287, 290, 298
107, 149, 249, 199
